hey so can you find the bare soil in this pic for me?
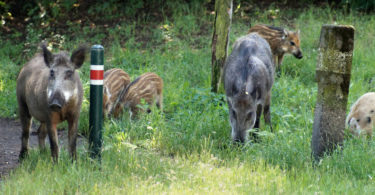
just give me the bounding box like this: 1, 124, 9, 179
0, 118, 86, 181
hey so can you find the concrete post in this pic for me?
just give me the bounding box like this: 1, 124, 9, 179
311, 25, 355, 161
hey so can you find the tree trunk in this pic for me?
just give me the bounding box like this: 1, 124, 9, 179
211, 0, 233, 93
311, 25, 355, 161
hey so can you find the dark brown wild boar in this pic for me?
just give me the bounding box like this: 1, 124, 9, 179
111, 72, 163, 118
103, 68, 131, 118
224, 33, 275, 143
16, 44, 87, 161
248, 24, 302, 68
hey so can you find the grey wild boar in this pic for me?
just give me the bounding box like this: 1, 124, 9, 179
103, 68, 131, 118
224, 33, 275, 143
248, 24, 303, 68
346, 92, 375, 137
111, 72, 163, 118
16, 44, 87, 161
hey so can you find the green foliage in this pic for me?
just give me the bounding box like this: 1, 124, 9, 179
340, 0, 375, 11
0, 40, 22, 117
2, 3, 375, 194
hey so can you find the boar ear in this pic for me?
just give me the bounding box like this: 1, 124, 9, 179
71, 46, 88, 69
250, 88, 262, 104
345, 115, 352, 127
250, 88, 257, 100
231, 83, 239, 95
41, 44, 53, 67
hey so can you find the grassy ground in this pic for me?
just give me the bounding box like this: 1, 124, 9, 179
2, 5, 375, 194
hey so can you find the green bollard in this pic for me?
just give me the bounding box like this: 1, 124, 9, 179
89, 45, 104, 159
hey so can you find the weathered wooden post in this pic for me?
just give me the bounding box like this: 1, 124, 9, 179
211, 0, 233, 93
311, 25, 355, 161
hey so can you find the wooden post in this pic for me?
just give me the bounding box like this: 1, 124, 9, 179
211, 0, 233, 93
311, 25, 355, 161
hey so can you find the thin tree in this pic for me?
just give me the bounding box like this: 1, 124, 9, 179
211, 0, 233, 93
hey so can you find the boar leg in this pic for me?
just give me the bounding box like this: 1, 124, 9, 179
273, 55, 278, 68
67, 116, 78, 160
130, 106, 139, 119
263, 93, 273, 132
38, 123, 48, 152
251, 104, 263, 142
254, 104, 262, 129
47, 122, 59, 162
156, 94, 163, 111
277, 55, 284, 68
19, 103, 31, 159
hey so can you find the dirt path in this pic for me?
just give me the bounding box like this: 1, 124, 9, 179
0, 118, 86, 181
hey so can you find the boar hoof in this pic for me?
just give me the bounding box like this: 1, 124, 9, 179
19, 149, 29, 161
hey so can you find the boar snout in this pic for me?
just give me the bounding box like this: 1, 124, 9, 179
294, 50, 303, 59
232, 129, 246, 143
49, 92, 65, 112
230, 109, 256, 144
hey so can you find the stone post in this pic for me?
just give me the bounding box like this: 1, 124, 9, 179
311, 25, 355, 161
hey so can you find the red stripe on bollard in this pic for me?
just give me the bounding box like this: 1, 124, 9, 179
90, 70, 104, 80
90, 65, 104, 85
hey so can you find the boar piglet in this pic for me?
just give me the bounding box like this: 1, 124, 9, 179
248, 24, 302, 68
103, 68, 131, 118
111, 72, 163, 118
224, 33, 275, 143
16, 44, 87, 162
346, 92, 375, 137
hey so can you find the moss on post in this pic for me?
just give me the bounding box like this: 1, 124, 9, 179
211, 0, 233, 93
312, 25, 355, 161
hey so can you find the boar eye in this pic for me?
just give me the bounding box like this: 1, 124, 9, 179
65, 70, 73, 79
290, 41, 295, 46
371, 110, 374, 113
50, 70, 55, 78
246, 112, 253, 121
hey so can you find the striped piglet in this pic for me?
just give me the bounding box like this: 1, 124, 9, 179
103, 68, 131, 117
112, 72, 163, 118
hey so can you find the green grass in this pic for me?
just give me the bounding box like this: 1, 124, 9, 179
2, 5, 375, 194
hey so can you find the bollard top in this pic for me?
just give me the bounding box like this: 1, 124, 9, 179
317, 24, 355, 74
320, 24, 355, 53
322, 24, 355, 31
91, 45, 104, 51
91, 45, 104, 65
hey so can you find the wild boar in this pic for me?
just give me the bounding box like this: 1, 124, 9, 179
16, 44, 87, 161
224, 33, 275, 143
346, 92, 375, 137
111, 72, 163, 118
248, 24, 303, 68
103, 68, 131, 118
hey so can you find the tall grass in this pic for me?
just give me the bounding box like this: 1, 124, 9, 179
2, 6, 375, 194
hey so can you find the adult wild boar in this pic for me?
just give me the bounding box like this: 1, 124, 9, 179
224, 33, 275, 143
16, 44, 87, 161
